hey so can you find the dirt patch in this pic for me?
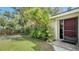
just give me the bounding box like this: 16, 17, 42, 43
38, 42, 54, 51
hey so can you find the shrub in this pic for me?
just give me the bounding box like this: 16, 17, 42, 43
24, 27, 32, 35
30, 26, 54, 42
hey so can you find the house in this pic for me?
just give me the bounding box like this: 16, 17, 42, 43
51, 8, 79, 45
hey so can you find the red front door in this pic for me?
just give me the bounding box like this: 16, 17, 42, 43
64, 17, 78, 44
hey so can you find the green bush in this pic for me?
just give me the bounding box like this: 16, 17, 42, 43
30, 26, 54, 42
25, 27, 31, 35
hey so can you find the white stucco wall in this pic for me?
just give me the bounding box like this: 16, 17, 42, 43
52, 19, 59, 40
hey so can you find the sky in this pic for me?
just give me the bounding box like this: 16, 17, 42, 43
0, 7, 77, 14
0, 7, 15, 14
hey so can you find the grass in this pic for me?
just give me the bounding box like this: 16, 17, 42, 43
0, 36, 53, 51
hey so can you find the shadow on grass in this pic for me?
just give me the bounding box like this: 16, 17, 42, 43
21, 36, 54, 51
0, 35, 54, 51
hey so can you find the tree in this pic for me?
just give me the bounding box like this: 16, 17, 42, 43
3, 11, 11, 20
9, 7, 55, 41
12, 7, 33, 33
15, 7, 54, 41
0, 17, 7, 29
46, 7, 61, 16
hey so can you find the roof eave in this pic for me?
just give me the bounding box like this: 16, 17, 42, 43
50, 8, 79, 19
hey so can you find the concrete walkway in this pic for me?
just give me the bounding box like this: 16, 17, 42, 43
53, 45, 69, 51
52, 40, 79, 51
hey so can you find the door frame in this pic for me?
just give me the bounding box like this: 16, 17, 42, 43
59, 20, 64, 39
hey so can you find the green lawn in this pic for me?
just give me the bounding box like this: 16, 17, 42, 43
0, 36, 53, 51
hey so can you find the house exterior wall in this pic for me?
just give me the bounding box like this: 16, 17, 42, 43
52, 12, 79, 43
52, 19, 60, 40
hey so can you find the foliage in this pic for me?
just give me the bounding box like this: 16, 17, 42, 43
0, 17, 7, 29
47, 7, 61, 16
18, 7, 55, 42
0, 7, 55, 42
3, 11, 11, 20
30, 26, 54, 41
